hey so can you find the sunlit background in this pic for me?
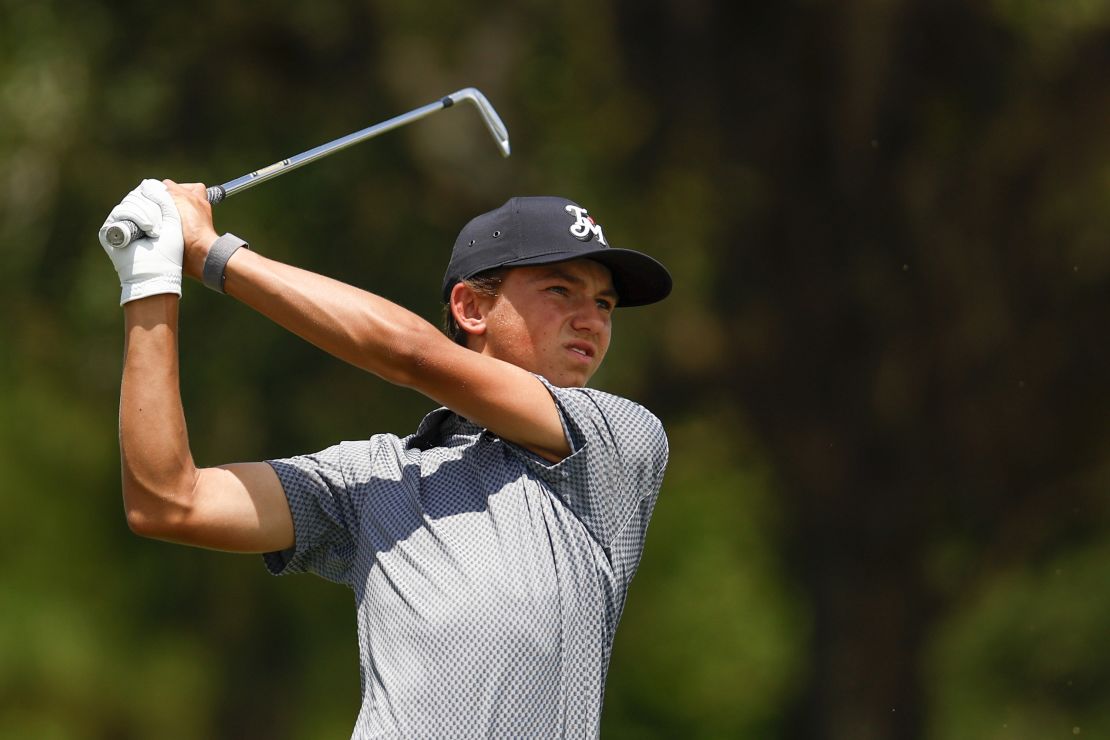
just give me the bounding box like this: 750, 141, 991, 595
2, 1, 1108, 738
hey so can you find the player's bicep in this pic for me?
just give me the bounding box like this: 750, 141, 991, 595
413, 343, 569, 462
172, 462, 295, 554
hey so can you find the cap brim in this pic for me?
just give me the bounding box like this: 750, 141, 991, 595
498, 247, 673, 307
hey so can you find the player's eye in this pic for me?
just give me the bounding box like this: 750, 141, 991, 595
596, 298, 614, 312
547, 285, 569, 296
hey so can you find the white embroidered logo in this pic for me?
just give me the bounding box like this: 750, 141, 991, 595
565, 205, 608, 246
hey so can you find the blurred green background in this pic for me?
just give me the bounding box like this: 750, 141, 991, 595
2, 0, 1108, 738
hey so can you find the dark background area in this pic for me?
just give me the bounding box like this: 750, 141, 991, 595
2, 1, 1107, 737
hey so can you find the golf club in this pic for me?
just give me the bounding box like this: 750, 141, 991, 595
104, 87, 511, 248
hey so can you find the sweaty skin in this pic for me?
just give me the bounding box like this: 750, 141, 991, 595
452, 261, 617, 389
118, 181, 618, 555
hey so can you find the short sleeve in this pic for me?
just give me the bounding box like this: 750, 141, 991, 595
515, 376, 669, 550
263, 442, 360, 586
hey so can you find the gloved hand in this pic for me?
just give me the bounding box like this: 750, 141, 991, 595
98, 179, 184, 305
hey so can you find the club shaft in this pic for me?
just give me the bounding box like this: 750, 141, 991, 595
218, 97, 449, 199
104, 88, 510, 248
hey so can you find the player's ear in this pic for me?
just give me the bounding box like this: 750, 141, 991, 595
449, 281, 489, 339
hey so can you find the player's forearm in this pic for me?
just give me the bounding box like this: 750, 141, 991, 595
221, 248, 442, 386
119, 295, 200, 533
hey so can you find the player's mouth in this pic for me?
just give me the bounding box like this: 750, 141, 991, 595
565, 341, 596, 362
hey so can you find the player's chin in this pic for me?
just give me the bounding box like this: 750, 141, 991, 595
548, 363, 595, 388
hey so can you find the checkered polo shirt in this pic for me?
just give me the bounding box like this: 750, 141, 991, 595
263, 377, 668, 739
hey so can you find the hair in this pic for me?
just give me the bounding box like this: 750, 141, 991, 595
442, 268, 506, 346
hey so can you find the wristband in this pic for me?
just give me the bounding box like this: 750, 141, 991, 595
202, 233, 249, 293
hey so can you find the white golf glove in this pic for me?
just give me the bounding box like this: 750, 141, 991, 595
98, 179, 184, 305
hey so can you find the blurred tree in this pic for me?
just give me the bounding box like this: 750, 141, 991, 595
610, 0, 1110, 737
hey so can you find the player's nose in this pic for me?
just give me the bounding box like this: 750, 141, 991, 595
570, 298, 608, 335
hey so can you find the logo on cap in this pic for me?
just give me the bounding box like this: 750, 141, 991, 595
565, 205, 607, 246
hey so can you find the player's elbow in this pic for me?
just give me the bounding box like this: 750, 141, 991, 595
122, 480, 196, 541
376, 318, 450, 389
124, 504, 163, 538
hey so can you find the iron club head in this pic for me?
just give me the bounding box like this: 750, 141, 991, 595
447, 88, 511, 157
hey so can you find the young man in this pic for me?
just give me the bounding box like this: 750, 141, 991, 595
99, 179, 672, 738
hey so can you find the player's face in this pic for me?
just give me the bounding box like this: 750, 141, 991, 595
481, 259, 616, 388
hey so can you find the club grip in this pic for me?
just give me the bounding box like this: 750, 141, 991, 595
104, 185, 226, 248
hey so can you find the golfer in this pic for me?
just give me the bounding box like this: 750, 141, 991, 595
99, 179, 672, 738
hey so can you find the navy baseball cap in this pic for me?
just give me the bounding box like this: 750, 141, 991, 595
441, 196, 673, 307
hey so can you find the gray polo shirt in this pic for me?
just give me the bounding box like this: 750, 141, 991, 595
264, 377, 668, 738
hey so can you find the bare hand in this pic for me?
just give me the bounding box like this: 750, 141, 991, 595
163, 180, 219, 280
